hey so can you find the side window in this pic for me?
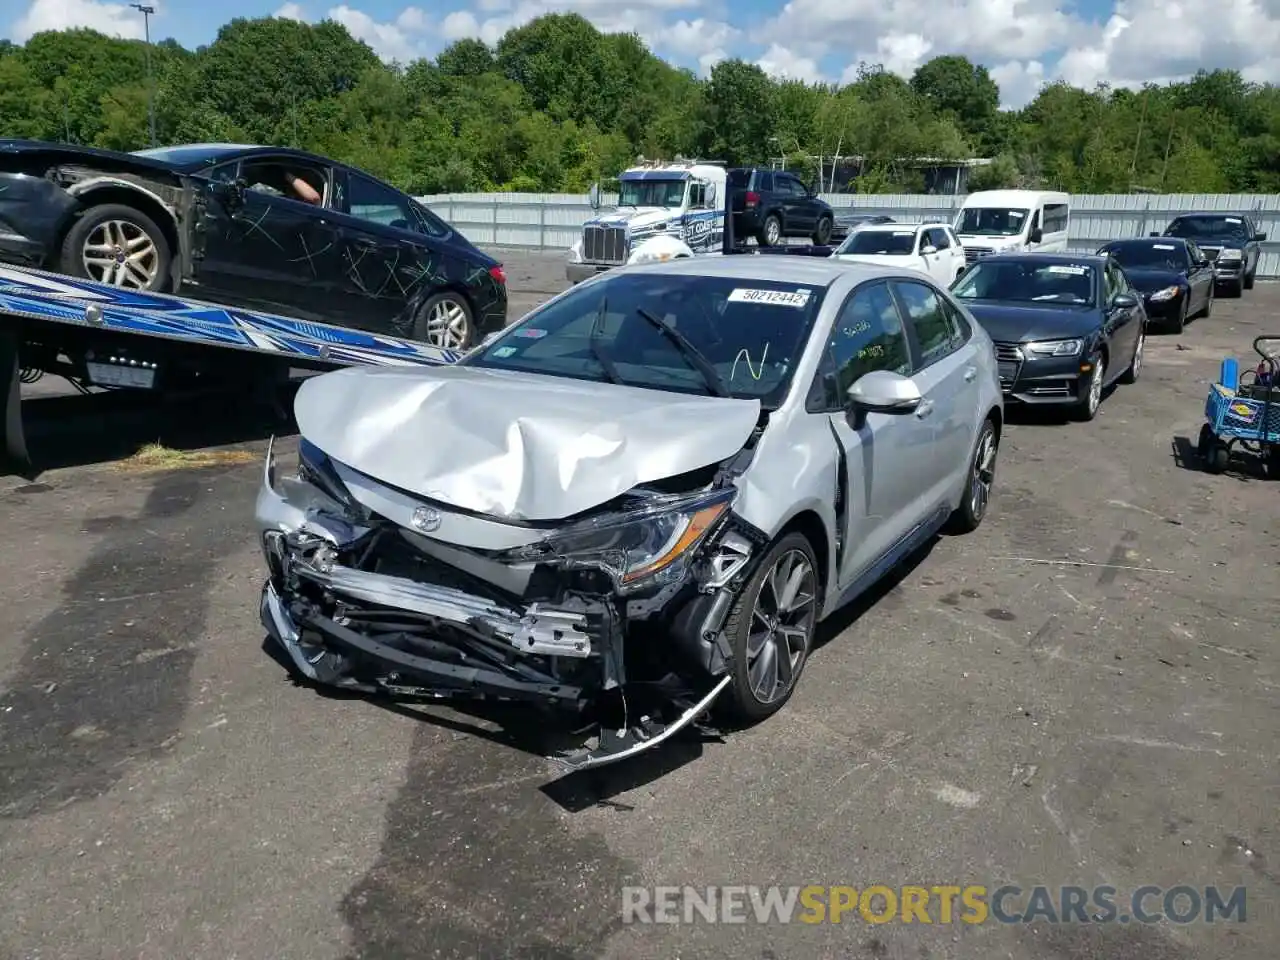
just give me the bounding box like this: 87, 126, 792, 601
822, 282, 913, 406
1102, 262, 1120, 301
1043, 203, 1069, 233
688, 182, 706, 209
347, 173, 416, 230
893, 280, 964, 367
928, 228, 950, 250
757, 171, 774, 191
939, 294, 971, 340
781, 176, 806, 198
207, 160, 241, 184
239, 160, 326, 206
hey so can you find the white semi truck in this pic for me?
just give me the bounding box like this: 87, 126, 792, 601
565, 159, 728, 284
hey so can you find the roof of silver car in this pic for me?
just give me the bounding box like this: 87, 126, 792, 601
627, 253, 910, 286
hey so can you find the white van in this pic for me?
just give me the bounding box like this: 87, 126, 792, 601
954, 189, 1070, 267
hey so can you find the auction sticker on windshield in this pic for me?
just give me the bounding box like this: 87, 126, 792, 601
1046, 265, 1089, 275
1153, 244, 1176, 250
728, 288, 812, 308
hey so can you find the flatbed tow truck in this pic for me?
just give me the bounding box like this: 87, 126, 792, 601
0, 262, 459, 477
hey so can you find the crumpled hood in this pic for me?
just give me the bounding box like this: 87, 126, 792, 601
293, 364, 762, 522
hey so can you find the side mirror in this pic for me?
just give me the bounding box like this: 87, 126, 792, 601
588, 183, 602, 211
921, 244, 937, 255
1029, 227, 1043, 244
1255, 232, 1268, 242
846, 370, 922, 414
1111, 292, 1139, 309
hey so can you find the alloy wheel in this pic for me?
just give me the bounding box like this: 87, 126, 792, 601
423, 297, 471, 349
745, 548, 816, 704
1131, 332, 1144, 376
82, 219, 158, 289
1087, 355, 1105, 415
764, 218, 781, 245
969, 428, 998, 521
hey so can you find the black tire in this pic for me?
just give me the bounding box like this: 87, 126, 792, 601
811, 216, 832, 246
1073, 349, 1105, 421
1198, 285, 1214, 319
1119, 327, 1144, 384
1166, 299, 1186, 334
1204, 441, 1230, 474
1224, 279, 1244, 298
412, 291, 475, 350
758, 214, 782, 247
945, 417, 999, 534
720, 531, 820, 724
58, 202, 171, 292
1244, 269, 1255, 291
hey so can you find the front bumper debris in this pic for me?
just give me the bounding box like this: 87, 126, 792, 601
254, 437, 757, 772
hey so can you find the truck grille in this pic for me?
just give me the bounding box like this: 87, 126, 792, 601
964, 246, 994, 264
994, 341, 1022, 392
583, 225, 628, 264
1199, 246, 1220, 261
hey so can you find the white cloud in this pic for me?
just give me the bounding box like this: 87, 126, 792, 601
10, 0, 147, 43
756, 42, 821, 81
989, 59, 1047, 109
324, 4, 433, 62
273, 3, 306, 22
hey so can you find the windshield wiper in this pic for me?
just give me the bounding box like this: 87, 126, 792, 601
588, 297, 624, 385
634, 307, 730, 398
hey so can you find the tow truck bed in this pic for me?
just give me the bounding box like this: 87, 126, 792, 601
1, 263, 461, 474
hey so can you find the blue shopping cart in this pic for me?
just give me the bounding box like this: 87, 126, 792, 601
1198, 336, 1280, 477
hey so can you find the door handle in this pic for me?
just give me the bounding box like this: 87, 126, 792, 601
915, 399, 935, 419
963, 366, 977, 382
351, 238, 379, 250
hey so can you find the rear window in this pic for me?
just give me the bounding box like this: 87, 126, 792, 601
463, 271, 827, 408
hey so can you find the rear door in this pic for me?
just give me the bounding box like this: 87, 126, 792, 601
890, 277, 979, 503
815, 280, 936, 589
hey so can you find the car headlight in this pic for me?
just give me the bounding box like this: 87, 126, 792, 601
499, 489, 735, 593
1148, 285, 1180, 301
1023, 338, 1084, 358
297, 437, 366, 519
1218, 248, 1243, 261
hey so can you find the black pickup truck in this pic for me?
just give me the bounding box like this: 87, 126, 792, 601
1153, 212, 1267, 297
727, 167, 837, 246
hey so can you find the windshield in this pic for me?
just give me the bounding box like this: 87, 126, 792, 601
618, 178, 686, 208
1101, 241, 1188, 272
130, 144, 250, 169
834, 229, 917, 255
952, 260, 1097, 307
1164, 216, 1249, 242
956, 207, 1029, 237
462, 272, 827, 407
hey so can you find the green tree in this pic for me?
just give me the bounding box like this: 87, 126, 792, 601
701, 59, 777, 165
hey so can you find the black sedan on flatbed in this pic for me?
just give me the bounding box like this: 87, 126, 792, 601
1096, 237, 1214, 333
0, 139, 507, 349
951, 252, 1146, 421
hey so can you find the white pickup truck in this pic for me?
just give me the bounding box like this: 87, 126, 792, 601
829, 221, 968, 285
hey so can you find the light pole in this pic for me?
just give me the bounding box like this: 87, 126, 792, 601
130, 3, 157, 147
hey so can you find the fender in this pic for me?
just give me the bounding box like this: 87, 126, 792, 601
63, 173, 194, 287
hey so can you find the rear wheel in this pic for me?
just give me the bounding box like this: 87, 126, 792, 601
59, 203, 171, 292
945, 417, 999, 534
812, 216, 832, 246
759, 214, 782, 247
412, 292, 475, 350
720, 532, 819, 724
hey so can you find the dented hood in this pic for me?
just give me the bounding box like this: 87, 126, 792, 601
293, 364, 762, 521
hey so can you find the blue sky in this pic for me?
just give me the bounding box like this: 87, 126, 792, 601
8, 0, 1279, 108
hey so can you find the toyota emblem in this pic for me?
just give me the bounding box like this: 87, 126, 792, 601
411, 507, 442, 532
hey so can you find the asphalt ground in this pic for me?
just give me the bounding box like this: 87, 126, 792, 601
1, 250, 1278, 960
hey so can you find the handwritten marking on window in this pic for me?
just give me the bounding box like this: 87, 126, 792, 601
730, 342, 770, 381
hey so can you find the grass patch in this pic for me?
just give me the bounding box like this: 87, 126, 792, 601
116, 442, 258, 473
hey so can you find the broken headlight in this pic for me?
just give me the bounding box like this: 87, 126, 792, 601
500, 488, 735, 593
297, 437, 365, 518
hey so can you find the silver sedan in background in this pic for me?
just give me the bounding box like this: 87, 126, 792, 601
255, 255, 1004, 771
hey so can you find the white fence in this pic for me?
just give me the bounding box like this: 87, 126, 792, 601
418, 191, 1280, 278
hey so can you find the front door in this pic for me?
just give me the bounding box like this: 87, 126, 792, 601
1103, 260, 1142, 379
777, 174, 816, 234
818, 280, 936, 589
193, 156, 339, 321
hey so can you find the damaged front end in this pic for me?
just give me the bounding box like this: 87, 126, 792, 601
255, 433, 766, 771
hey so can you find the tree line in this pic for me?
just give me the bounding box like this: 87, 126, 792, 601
2, 13, 1278, 196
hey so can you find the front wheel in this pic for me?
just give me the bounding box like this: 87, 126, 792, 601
412, 292, 475, 350
719, 531, 820, 724
59, 203, 171, 291
1074, 350, 1105, 421
811, 216, 832, 246
1244, 269, 1256, 290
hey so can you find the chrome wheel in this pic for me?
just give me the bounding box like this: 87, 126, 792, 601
82, 219, 159, 289
1128, 331, 1144, 379
1087, 355, 1104, 415
969, 428, 997, 521
423, 297, 471, 349
764, 217, 781, 245
745, 549, 816, 705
